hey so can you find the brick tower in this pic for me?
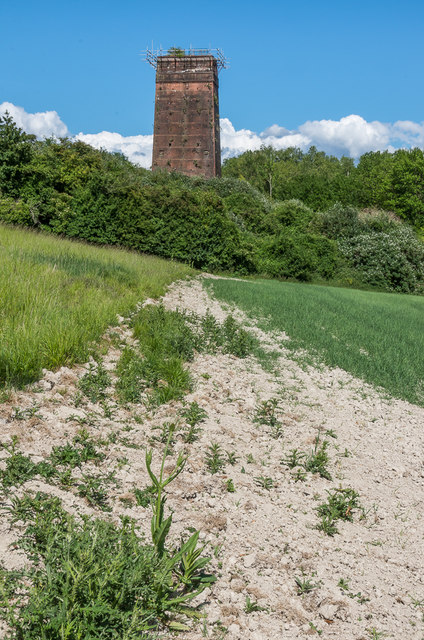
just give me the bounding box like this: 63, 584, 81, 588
145, 48, 227, 178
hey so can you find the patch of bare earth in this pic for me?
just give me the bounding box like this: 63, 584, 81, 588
1, 275, 423, 640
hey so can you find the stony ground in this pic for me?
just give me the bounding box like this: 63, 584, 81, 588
1, 275, 423, 639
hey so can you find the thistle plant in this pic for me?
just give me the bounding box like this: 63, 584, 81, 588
144, 435, 216, 628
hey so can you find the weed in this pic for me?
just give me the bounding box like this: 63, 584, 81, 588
10, 405, 42, 421
117, 306, 194, 406
118, 436, 142, 450
133, 485, 156, 508
338, 578, 350, 591
349, 591, 370, 604
145, 435, 216, 624
367, 629, 387, 639
49, 429, 105, 469
325, 429, 337, 438
270, 422, 284, 439
222, 315, 256, 358
199, 311, 223, 351
244, 595, 267, 613
114, 347, 146, 403
195, 310, 257, 359
72, 391, 85, 407
181, 401, 208, 427
254, 475, 274, 491
309, 622, 323, 635
246, 453, 255, 464
78, 362, 110, 403
100, 399, 117, 419
0, 439, 56, 489
205, 443, 226, 474
295, 574, 320, 595
304, 434, 332, 480
180, 401, 207, 443
116, 456, 129, 469
292, 468, 307, 482
281, 433, 332, 480
225, 479, 235, 493
316, 487, 361, 536
281, 448, 306, 469
226, 451, 239, 465
316, 516, 339, 536
254, 398, 279, 427
76, 471, 117, 511
151, 421, 177, 448
0, 484, 210, 637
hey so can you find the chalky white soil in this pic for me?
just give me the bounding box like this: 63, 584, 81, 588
1, 275, 424, 640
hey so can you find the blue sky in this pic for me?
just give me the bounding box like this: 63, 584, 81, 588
1, 0, 424, 165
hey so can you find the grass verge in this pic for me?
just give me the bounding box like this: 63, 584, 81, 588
206, 277, 424, 406
0, 224, 193, 389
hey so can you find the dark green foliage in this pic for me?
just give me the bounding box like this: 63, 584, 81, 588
316, 488, 361, 536
1, 114, 424, 292
223, 146, 357, 209
180, 402, 208, 443
0, 439, 56, 489
205, 443, 226, 474
76, 472, 116, 511
258, 228, 341, 281
0, 112, 35, 198
304, 437, 331, 480
78, 362, 111, 403
221, 315, 256, 357
49, 429, 105, 468
267, 199, 315, 231
195, 311, 257, 357
116, 306, 194, 405
133, 485, 156, 507
0, 493, 208, 637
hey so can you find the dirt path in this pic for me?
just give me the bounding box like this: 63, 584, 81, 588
1, 275, 423, 639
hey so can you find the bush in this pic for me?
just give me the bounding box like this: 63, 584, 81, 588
257, 229, 341, 281
339, 226, 424, 293
266, 199, 315, 232
0, 197, 34, 225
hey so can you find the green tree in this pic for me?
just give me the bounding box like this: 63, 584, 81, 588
389, 148, 424, 229
0, 111, 35, 197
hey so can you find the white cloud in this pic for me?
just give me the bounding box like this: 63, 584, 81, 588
298, 115, 391, 157
0, 101, 69, 138
75, 131, 153, 169
220, 114, 411, 160
3, 102, 424, 165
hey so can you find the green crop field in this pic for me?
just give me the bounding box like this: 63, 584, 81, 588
206, 277, 424, 406
0, 224, 193, 389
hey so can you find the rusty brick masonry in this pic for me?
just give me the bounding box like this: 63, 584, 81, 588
152, 54, 221, 177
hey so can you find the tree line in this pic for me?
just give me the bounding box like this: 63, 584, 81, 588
223, 145, 424, 232
1, 111, 423, 294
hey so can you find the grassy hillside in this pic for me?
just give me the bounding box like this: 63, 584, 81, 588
0, 224, 193, 388
206, 277, 424, 406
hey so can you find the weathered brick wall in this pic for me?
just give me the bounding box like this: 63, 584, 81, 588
152, 55, 221, 178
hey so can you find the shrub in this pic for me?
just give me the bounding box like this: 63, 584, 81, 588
257, 229, 341, 281
339, 226, 424, 293
267, 199, 315, 231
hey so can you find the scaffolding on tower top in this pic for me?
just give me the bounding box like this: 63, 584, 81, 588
142, 46, 228, 71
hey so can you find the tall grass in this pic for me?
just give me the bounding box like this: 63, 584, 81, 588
206, 278, 424, 406
0, 224, 193, 388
